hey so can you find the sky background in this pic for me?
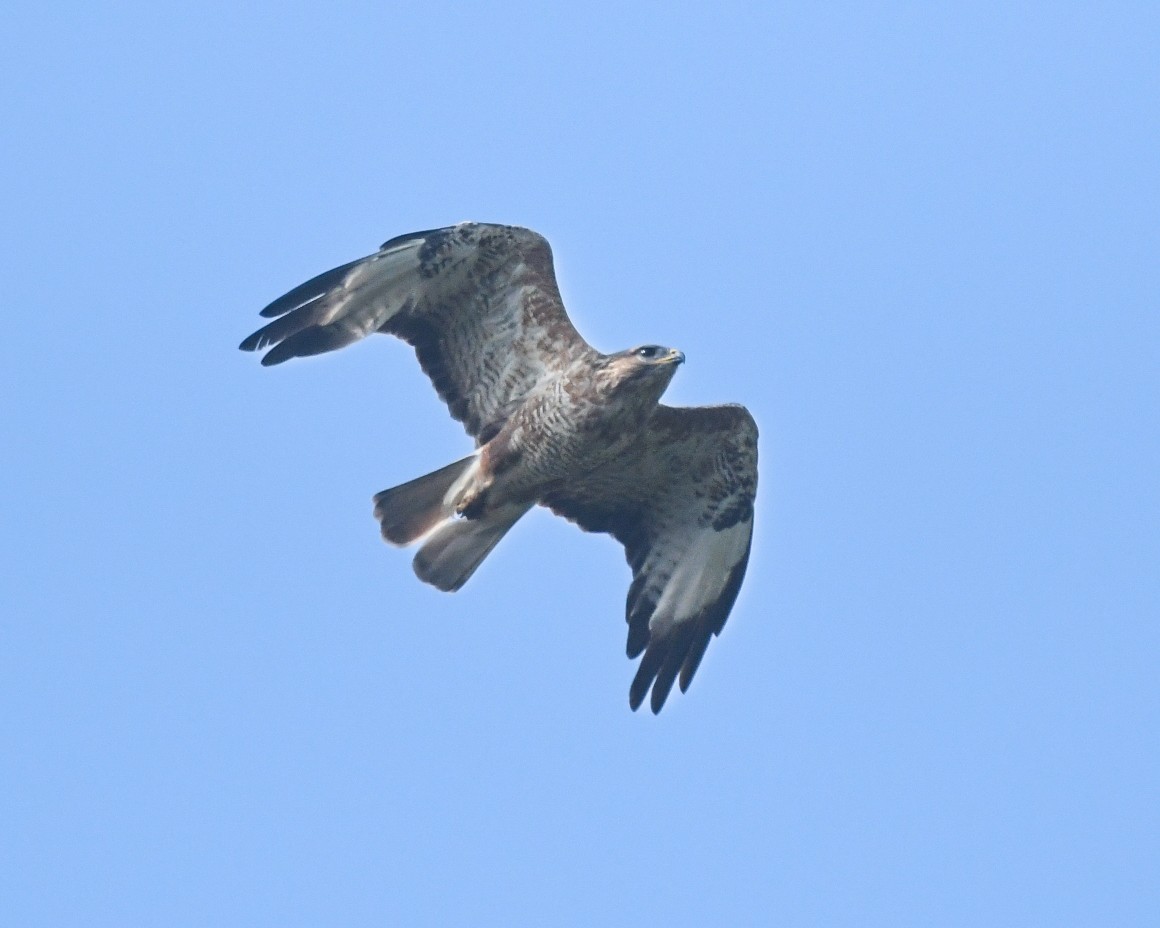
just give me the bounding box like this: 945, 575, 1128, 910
3, 2, 1158, 925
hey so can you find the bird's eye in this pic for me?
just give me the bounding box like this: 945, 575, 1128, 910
635, 345, 662, 359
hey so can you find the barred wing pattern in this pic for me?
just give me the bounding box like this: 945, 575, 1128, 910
240, 223, 597, 442
544, 404, 758, 713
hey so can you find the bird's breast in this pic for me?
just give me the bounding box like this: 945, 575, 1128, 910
480, 380, 650, 501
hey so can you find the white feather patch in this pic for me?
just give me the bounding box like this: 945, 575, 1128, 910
648, 519, 751, 636
329, 244, 425, 336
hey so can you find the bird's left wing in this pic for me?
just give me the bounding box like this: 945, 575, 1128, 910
239, 223, 597, 442
543, 404, 758, 713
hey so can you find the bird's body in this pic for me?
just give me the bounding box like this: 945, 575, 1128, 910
467, 349, 684, 511
241, 223, 757, 712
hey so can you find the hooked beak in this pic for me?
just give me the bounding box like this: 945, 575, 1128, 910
667, 349, 686, 365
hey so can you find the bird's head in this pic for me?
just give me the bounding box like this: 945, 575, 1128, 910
626, 344, 686, 367
598, 344, 685, 400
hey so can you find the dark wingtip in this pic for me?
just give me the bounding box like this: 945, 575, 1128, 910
239, 314, 305, 356
626, 625, 648, 659
625, 577, 655, 659
258, 257, 365, 318
239, 327, 273, 352
678, 630, 715, 694
629, 646, 665, 713
650, 658, 681, 714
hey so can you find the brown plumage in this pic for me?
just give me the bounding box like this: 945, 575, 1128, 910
240, 223, 758, 712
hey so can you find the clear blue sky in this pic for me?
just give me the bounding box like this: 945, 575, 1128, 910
3, 2, 1157, 925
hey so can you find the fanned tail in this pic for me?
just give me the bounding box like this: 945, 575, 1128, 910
373, 455, 528, 591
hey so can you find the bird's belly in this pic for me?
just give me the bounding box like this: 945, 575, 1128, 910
484, 404, 642, 505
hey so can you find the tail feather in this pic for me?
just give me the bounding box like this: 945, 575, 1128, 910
373, 455, 476, 546
412, 505, 531, 592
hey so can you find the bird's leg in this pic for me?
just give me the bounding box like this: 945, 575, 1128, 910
456, 489, 490, 520
454, 438, 515, 519
453, 462, 494, 520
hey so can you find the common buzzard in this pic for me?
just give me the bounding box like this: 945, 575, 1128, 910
240, 223, 758, 712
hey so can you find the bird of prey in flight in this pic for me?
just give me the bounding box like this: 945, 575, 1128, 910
240, 223, 757, 712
